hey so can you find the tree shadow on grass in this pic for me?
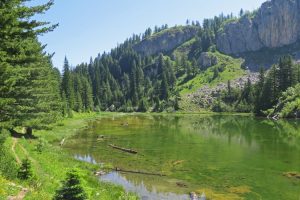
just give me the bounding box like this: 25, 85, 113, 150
10, 129, 38, 139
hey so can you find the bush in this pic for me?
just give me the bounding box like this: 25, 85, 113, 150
212, 99, 231, 112
35, 138, 46, 153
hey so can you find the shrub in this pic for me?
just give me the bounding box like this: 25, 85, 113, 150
35, 138, 46, 153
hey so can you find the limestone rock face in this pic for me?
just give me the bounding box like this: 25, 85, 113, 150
199, 52, 218, 70
134, 26, 199, 56
217, 0, 300, 55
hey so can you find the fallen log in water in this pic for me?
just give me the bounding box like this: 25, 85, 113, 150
109, 144, 138, 154
283, 172, 300, 179
115, 167, 166, 176
173, 160, 185, 166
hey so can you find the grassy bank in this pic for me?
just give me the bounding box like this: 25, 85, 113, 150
2, 112, 138, 200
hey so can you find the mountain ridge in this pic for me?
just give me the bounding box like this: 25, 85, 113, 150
217, 0, 300, 55
133, 26, 199, 56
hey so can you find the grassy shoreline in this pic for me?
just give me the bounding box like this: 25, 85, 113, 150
3, 112, 137, 200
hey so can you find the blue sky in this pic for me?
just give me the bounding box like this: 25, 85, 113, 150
32, 0, 266, 70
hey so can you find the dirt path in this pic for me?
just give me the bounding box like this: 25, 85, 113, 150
8, 188, 29, 200
11, 138, 21, 165
9, 138, 29, 200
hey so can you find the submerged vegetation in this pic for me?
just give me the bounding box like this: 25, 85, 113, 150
64, 114, 300, 200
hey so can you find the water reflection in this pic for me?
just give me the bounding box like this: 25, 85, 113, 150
75, 154, 97, 164
101, 172, 190, 200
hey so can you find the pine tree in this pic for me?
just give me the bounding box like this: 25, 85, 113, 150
62, 57, 75, 111
54, 169, 87, 200
138, 98, 148, 112
0, 1, 61, 130
122, 73, 131, 100
130, 61, 138, 106
17, 158, 33, 180
239, 9, 244, 17
278, 55, 293, 92
74, 75, 83, 112
174, 91, 180, 111
81, 78, 94, 112
160, 73, 169, 100
169, 64, 177, 89
297, 64, 300, 83
136, 65, 144, 98
254, 67, 265, 113
260, 65, 279, 111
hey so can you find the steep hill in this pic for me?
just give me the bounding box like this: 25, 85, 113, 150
133, 26, 199, 56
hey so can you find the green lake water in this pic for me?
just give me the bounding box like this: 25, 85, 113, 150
64, 114, 300, 200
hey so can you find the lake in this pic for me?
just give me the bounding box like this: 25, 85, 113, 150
63, 114, 300, 200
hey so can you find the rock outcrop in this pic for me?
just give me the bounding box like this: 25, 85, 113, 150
217, 0, 300, 55
199, 52, 218, 70
134, 26, 199, 56
187, 72, 259, 108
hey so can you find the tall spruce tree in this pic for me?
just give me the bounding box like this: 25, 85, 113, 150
0, 0, 61, 132
61, 57, 75, 113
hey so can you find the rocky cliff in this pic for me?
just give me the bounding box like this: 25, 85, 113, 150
134, 26, 199, 56
217, 0, 300, 55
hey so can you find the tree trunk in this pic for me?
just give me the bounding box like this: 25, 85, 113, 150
25, 127, 33, 136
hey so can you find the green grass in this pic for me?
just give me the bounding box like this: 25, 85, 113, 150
5, 112, 138, 200
175, 51, 246, 112
0, 175, 20, 200
178, 51, 245, 95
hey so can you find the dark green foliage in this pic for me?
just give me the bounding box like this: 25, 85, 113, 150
63, 46, 179, 112
17, 158, 33, 180
216, 56, 300, 116
254, 67, 265, 114
61, 58, 75, 114
61, 58, 95, 114
278, 56, 294, 91
160, 73, 169, 100
138, 98, 148, 112
254, 56, 300, 115
54, 169, 87, 200
0, 0, 61, 129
